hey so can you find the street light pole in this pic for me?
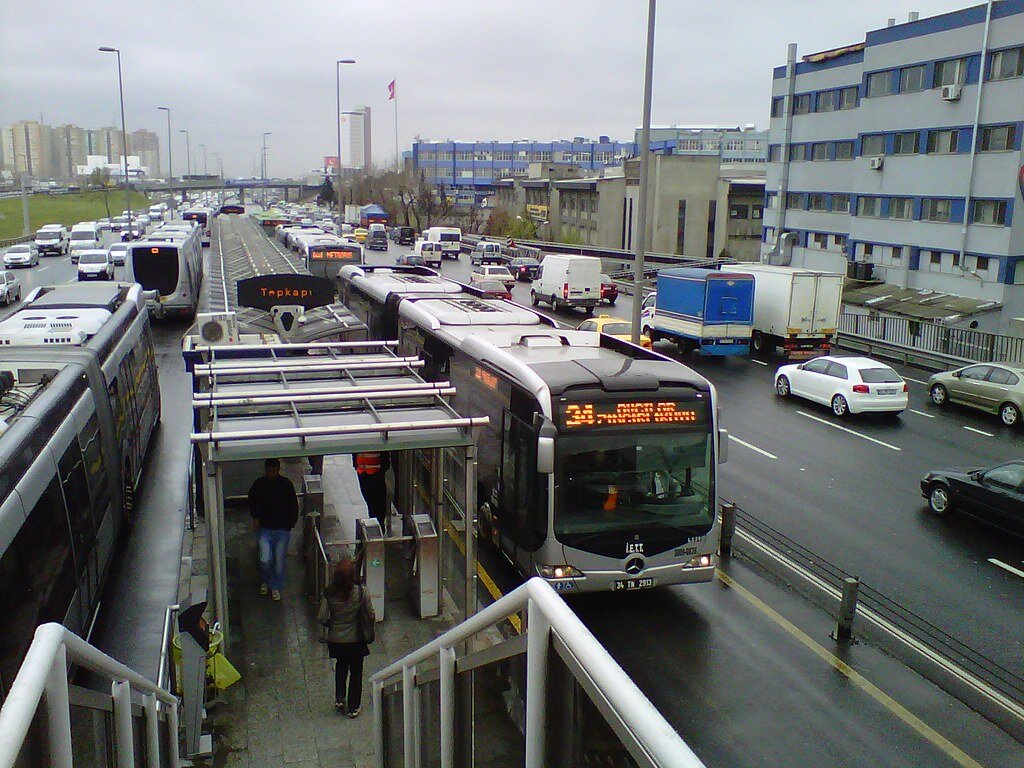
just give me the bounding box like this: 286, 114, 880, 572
261, 132, 271, 208
179, 130, 191, 204
99, 46, 132, 230
213, 152, 224, 206
336, 58, 356, 229
199, 143, 207, 175
157, 106, 172, 188
630, 0, 657, 345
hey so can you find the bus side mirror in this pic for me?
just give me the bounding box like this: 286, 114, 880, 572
537, 436, 555, 474
718, 429, 729, 464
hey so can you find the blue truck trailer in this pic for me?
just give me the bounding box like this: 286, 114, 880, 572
640, 267, 755, 355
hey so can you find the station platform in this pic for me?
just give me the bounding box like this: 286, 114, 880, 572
178, 457, 451, 768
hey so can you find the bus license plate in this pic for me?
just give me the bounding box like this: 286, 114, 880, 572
613, 577, 654, 591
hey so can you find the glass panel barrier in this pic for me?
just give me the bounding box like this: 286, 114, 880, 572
463, 654, 526, 767
381, 685, 405, 768
440, 446, 468, 624
68, 704, 113, 768
417, 677, 442, 768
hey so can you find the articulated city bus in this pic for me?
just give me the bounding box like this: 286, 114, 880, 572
0, 283, 161, 696
181, 207, 212, 245
338, 266, 725, 594
126, 224, 203, 318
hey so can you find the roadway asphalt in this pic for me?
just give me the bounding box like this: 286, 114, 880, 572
359, 244, 1024, 683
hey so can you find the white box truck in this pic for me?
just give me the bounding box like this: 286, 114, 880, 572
531, 254, 602, 314
344, 205, 362, 226
423, 226, 462, 259
720, 263, 843, 359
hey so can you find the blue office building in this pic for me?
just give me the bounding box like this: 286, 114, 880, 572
412, 138, 637, 205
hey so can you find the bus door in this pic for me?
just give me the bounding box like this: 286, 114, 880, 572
500, 409, 545, 563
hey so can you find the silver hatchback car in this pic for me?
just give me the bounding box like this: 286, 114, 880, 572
928, 363, 1024, 427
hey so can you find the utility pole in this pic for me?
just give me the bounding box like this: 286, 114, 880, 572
630, 0, 657, 345
99, 46, 132, 229
336, 59, 356, 227
20, 172, 30, 235
157, 106, 172, 186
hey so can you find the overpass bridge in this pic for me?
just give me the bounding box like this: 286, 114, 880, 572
136, 177, 318, 204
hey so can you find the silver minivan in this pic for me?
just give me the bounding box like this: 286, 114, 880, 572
470, 241, 503, 266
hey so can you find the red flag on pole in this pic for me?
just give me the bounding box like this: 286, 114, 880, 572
387, 79, 396, 100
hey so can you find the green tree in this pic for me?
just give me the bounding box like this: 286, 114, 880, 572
507, 209, 538, 240
484, 208, 512, 236
317, 177, 336, 207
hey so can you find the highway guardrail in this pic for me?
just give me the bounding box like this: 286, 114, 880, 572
0, 234, 33, 249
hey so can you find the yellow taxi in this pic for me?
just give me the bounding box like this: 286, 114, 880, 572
577, 315, 652, 348
353, 227, 368, 244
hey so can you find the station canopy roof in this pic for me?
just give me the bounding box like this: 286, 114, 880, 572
190, 341, 486, 463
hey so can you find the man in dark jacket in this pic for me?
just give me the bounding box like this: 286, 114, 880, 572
248, 458, 299, 601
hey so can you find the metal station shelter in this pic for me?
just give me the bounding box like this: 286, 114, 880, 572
185, 338, 487, 648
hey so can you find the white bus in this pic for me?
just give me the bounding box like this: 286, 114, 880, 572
339, 266, 726, 595
0, 282, 161, 696
423, 226, 462, 260
126, 224, 203, 318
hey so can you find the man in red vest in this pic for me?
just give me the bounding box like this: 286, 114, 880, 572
352, 452, 392, 532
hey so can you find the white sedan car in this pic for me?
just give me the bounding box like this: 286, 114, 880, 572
0, 270, 23, 304
108, 242, 129, 266
3, 243, 40, 268
774, 355, 908, 417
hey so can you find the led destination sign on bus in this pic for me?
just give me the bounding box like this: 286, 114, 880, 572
562, 401, 699, 429
310, 247, 359, 261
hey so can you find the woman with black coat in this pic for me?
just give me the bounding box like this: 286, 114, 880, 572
318, 558, 375, 717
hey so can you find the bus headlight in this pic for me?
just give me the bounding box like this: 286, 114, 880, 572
537, 564, 584, 579
686, 555, 713, 568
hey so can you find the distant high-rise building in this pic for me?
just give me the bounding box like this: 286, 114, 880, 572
53, 124, 88, 179
0, 127, 14, 171
341, 107, 371, 171
129, 129, 160, 177
1, 120, 161, 180
10, 121, 56, 178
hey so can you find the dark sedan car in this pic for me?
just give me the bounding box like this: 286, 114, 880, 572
921, 461, 1024, 533
469, 279, 512, 300
508, 256, 540, 281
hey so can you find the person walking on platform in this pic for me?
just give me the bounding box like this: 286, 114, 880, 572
318, 558, 375, 717
248, 457, 299, 601
352, 451, 391, 533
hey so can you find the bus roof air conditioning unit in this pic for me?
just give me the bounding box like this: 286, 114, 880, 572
941, 84, 962, 101
869, 157, 884, 171
196, 312, 239, 345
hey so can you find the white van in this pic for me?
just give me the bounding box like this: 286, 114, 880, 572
413, 240, 443, 269
531, 254, 602, 314
423, 226, 462, 259
68, 222, 102, 258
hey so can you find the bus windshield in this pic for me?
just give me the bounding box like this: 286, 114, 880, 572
132, 246, 179, 295
555, 425, 714, 548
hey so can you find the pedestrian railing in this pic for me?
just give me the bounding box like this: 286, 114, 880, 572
838, 311, 1023, 365
0, 623, 180, 768
371, 576, 706, 768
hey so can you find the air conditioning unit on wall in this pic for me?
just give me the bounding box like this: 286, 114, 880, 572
869, 157, 884, 171
941, 84, 962, 101
196, 312, 240, 345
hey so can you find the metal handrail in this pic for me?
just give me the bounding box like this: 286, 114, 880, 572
157, 603, 180, 697
193, 385, 456, 409
371, 577, 705, 768
0, 623, 179, 768
191, 415, 489, 445
192, 357, 424, 377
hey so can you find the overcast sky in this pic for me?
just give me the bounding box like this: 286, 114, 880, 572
1, 0, 972, 177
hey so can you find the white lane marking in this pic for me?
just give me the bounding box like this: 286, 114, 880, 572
728, 435, 778, 460
909, 409, 936, 419
903, 376, 929, 385
796, 411, 902, 451
963, 426, 994, 437
750, 359, 769, 366
988, 558, 1024, 579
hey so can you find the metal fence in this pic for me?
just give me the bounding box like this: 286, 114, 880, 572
839, 311, 1024, 364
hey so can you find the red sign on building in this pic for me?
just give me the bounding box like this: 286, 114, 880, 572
324, 156, 340, 169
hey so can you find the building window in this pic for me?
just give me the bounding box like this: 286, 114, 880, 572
786, 193, 804, 210
676, 200, 686, 253
793, 94, 812, 115
729, 203, 749, 219
861, 135, 885, 156
980, 124, 1016, 152
808, 194, 827, 211
813, 233, 829, 249
834, 140, 854, 160
971, 199, 1008, 226
899, 65, 927, 93
893, 132, 919, 155
926, 129, 959, 154
788, 144, 805, 162
811, 143, 830, 161
816, 90, 837, 113
769, 144, 782, 162
933, 58, 965, 88
952, 253, 962, 269
835, 234, 848, 251
752, 205, 763, 220
989, 47, 1024, 80
929, 251, 943, 270
766, 192, 778, 208
839, 86, 860, 110
889, 197, 913, 220
863, 243, 875, 257
921, 198, 953, 222
975, 256, 990, 272
866, 71, 892, 98
771, 97, 784, 117
832, 194, 850, 213
890, 245, 904, 264
857, 196, 882, 217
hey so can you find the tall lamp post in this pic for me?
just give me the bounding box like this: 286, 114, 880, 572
157, 106, 172, 188
261, 132, 271, 208
98, 46, 132, 228
336, 58, 356, 227
213, 152, 224, 205
199, 143, 208, 176
179, 129, 191, 201
629, 0, 657, 346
